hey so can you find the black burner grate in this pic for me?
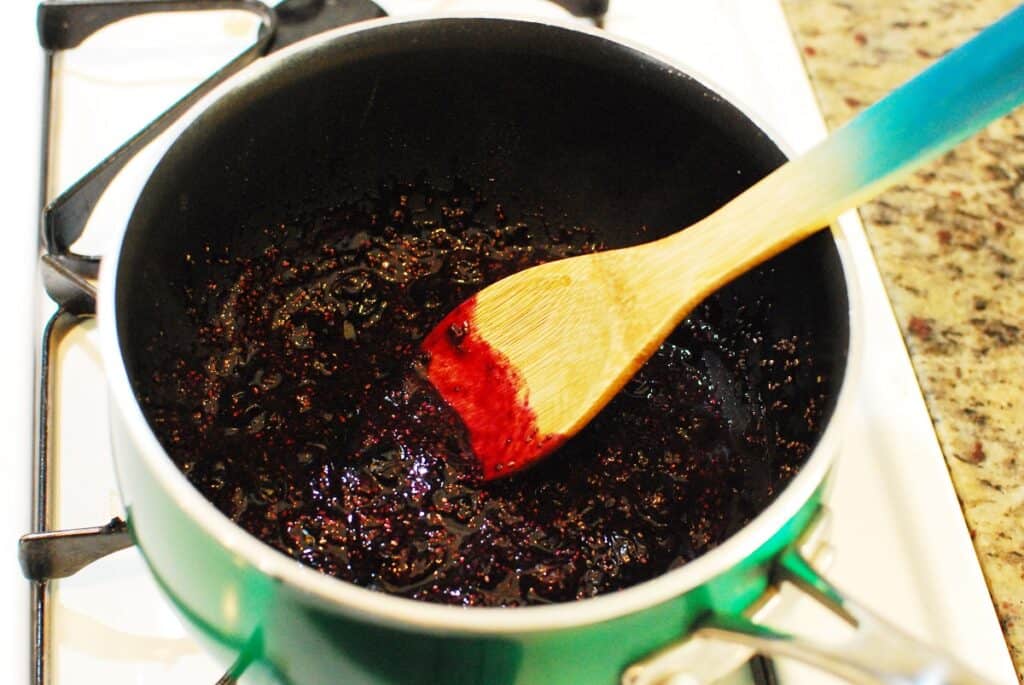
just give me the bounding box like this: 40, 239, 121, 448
21, 2, 782, 684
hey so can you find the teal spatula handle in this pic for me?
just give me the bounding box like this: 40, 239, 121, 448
842, 3, 1024, 190
665, 4, 1024, 287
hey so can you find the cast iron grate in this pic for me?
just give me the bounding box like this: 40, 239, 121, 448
20, 1, 779, 684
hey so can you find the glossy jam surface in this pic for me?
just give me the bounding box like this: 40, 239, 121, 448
139, 181, 831, 606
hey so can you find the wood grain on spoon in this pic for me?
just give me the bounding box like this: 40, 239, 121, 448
422, 161, 843, 480
422, 4, 1024, 479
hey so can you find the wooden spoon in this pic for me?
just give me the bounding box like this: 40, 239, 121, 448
423, 5, 1024, 480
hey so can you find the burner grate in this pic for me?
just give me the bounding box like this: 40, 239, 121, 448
22, 2, 781, 684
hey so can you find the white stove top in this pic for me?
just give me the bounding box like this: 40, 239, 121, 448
2, 1, 1017, 684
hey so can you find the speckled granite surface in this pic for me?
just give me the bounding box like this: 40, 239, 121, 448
780, 0, 1023, 679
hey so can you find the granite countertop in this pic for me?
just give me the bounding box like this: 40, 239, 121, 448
780, 0, 1023, 679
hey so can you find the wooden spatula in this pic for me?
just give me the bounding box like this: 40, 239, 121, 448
423, 5, 1024, 480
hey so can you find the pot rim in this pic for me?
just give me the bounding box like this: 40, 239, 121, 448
98, 12, 864, 635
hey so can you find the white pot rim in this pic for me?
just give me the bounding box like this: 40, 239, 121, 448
98, 13, 864, 636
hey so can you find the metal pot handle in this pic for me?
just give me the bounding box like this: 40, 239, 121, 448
624, 533, 998, 685
703, 547, 997, 685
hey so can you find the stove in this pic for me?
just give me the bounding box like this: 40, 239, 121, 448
5, 1, 1018, 684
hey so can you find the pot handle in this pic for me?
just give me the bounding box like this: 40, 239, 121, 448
700, 547, 998, 685
38, 0, 279, 315
625, 539, 999, 685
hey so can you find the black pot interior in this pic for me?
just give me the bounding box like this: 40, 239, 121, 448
119, 18, 847, 382
116, 18, 849, 556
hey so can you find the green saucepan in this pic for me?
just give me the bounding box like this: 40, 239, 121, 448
92, 14, 991, 685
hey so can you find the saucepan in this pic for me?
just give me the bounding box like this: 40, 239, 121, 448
40, 7, 996, 685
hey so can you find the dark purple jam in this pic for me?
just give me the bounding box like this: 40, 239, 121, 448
139, 180, 830, 606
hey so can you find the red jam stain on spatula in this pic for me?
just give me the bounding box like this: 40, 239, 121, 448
422, 296, 565, 480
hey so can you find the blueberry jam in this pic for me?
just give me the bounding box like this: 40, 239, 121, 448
138, 180, 832, 607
